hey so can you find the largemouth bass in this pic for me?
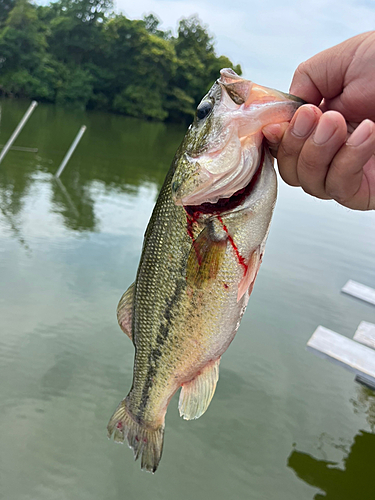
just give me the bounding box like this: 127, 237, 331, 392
107, 69, 303, 472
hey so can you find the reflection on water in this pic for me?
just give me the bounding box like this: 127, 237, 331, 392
0, 98, 185, 235
289, 386, 375, 499
352, 385, 375, 432
288, 430, 375, 499
54, 177, 80, 218
1, 98, 375, 500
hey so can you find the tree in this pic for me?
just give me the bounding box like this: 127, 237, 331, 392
0, 1, 241, 121
172, 15, 242, 118
142, 13, 171, 40
46, 0, 112, 65
0, 0, 59, 100
0, 0, 15, 27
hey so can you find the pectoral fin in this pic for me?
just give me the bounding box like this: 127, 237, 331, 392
178, 358, 220, 420
117, 282, 135, 340
186, 228, 227, 289
237, 247, 261, 302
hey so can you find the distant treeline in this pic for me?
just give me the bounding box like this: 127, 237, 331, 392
0, 0, 241, 121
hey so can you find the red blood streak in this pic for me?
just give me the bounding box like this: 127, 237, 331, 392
217, 216, 248, 274
135, 435, 139, 442
116, 421, 123, 430
224, 283, 229, 289
185, 212, 203, 266
143, 438, 148, 443
183, 145, 266, 272
186, 213, 196, 241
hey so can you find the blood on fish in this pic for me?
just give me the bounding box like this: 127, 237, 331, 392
183, 146, 266, 272
217, 216, 248, 275
116, 421, 123, 430
186, 212, 203, 266
186, 213, 196, 242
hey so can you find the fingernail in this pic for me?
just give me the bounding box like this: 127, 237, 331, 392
347, 120, 374, 146
292, 107, 315, 138
313, 115, 337, 145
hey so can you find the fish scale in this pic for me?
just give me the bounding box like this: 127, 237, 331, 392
107, 68, 304, 472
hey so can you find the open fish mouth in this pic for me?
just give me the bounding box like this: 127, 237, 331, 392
171, 69, 304, 212
173, 127, 263, 208
183, 148, 265, 218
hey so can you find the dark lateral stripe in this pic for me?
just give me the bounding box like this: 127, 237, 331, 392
136, 276, 185, 420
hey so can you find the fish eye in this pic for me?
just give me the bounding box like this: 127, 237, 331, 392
196, 101, 213, 121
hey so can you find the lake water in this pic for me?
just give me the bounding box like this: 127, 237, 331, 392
1, 98, 375, 500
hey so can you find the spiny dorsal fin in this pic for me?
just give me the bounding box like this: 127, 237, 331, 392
178, 358, 220, 420
117, 282, 135, 340
186, 228, 227, 289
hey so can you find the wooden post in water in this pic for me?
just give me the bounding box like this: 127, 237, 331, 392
0, 101, 38, 165
55, 125, 86, 178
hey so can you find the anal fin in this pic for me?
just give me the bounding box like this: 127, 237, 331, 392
117, 282, 135, 340
178, 358, 220, 420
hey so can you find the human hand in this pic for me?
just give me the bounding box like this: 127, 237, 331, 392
263, 32, 375, 210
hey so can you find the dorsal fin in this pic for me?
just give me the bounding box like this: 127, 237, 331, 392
116, 282, 135, 340
178, 358, 220, 420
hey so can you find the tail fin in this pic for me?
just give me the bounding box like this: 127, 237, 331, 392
107, 399, 164, 473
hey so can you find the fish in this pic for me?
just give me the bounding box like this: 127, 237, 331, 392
107, 68, 304, 472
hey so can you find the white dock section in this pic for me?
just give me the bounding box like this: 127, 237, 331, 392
307, 326, 375, 388
353, 321, 375, 349
341, 280, 375, 306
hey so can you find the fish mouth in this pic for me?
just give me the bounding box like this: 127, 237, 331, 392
183, 148, 264, 218
176, 131, 262, 208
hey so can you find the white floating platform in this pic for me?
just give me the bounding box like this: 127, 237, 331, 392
341, 280, 375, 306
354, 321, 375, 349
307, 326, 375, 388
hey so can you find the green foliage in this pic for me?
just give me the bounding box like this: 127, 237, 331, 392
0, 0, 242, 121
142, 13, 171, 39
0, 0, 15, 28
56, 67, 93, 108
113, 86, 168, 121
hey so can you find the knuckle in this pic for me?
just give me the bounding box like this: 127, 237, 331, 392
325, 184, 351, 204
301, 184, 316, 197
277, 162, 300, 187
301, 184, 331, 200
299, 154, 318, 174
278, 140, 301, 160
283, 176, 300, 188
295, 62, 308, 78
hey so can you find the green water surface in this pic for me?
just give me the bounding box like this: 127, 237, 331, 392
0, 99, 375, 500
